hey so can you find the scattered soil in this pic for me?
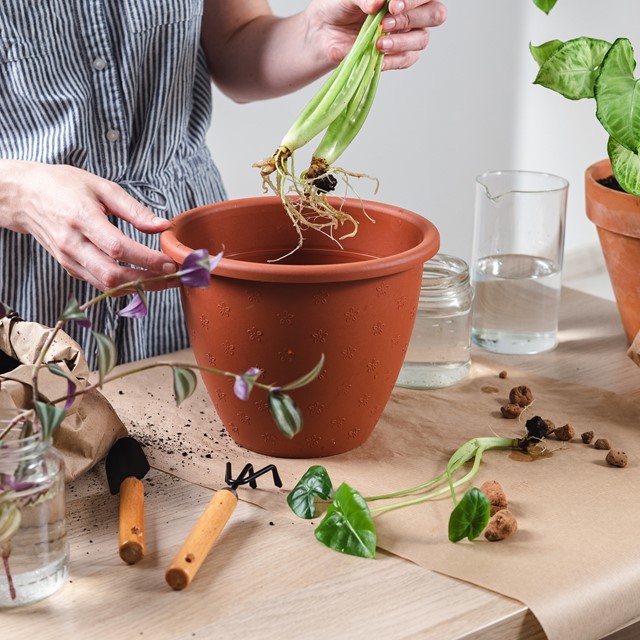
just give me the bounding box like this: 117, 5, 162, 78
552, 424, 575, 442
594, 438, 611, 450
484, 509, 518, 541
509, 385, 533, 407
525, 415, 552, 440
606, 449, 628, 468
479, 480, 508, 516
598, 175, 625, 192
581, 431, 595, 444
500, 403, 522, 419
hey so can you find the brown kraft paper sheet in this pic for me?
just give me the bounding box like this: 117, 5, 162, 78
101, 351, 640, 640
0, 316, 127, 480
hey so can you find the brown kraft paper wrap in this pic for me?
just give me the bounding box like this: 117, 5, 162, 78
627, 329, 640, 367
0, 315, 127, 481
103, 350, 640, 640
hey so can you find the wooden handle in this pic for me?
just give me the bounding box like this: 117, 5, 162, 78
165, 488, 238, 591
118, 477, 145, 565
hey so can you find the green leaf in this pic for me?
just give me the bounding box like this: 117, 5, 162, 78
0, 501, 22, 544
448, 487, 491, 543
172, 367, 198, 405
92, 331, 118, 385
281, 354, 325, 391
608, 136, 640, 196
529, 40, 564, 68
45, 363, 66, 378
287, 465, 334, 519
314, 483, 376, 558
534, 37, 612, 100
595, 39, 640, 153
532, 0, 558, 14
34, 400, 66, 440
268, 391, 303, 438
60, 296, 91, 326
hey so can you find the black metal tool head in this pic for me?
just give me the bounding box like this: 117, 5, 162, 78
224, 462, 282, 492
105, 437, 150, 495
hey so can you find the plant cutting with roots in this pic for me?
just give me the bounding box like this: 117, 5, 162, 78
0, 248, 322, 600
287, 416, 555, 558
254, 4, 386, 254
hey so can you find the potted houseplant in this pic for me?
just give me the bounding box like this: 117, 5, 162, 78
160, 6, 440, 458
160, 196, 439, 458
530, 0, 640, 343
0, 252, 319, 606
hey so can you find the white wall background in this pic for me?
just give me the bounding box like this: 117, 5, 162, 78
206, 0, 640, 276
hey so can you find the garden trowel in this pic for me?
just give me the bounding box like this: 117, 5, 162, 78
105, 436, 150, 565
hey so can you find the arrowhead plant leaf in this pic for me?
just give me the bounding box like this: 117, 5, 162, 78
287, 465, 334, 519
529, 40, 564, 67
607, 136, 640, 197
533, 37, 612, 100
314, 482, 376, 558
595, 38, 640, 154
448, 487, 491, 542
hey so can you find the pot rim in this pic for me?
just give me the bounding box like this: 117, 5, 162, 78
585, 158, 640, 238
161, 196, 440, 283
585, 158, 616, 186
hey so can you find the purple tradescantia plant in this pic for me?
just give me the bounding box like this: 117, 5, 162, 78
0, 473, 36, 493
233, 367, 263, 401
117, 290, 148, 320
0, 247, 319, 445
0, 247, 322, 604
177, 249, 224, 288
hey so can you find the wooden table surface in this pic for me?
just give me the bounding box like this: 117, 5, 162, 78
4, 288, 639, 640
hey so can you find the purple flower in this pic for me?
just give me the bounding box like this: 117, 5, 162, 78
178, 249, 223, 288
233, 376, 250, 401
233, 367, 262, 401
117, 291, 148, 319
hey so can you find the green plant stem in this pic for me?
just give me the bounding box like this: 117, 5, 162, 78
47, 360, 281, 406
2, 544, 16, 601
281, 6, 386, 152
78, 273, 174, 312
30, 272, 176, 400
365, 437, 519, 514
0, 409, 34, 441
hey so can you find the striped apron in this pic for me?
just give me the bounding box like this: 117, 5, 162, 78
0, 0, 226, 369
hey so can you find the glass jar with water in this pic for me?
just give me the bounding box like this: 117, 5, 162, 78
0, 410, 69, 608
471, 170, 568, 354
396, 254, 473, 389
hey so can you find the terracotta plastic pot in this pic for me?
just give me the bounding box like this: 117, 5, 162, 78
585, 159, 640, 343
161, 196, 439, 457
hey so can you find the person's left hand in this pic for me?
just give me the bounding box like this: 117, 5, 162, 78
312, 0, 447, 71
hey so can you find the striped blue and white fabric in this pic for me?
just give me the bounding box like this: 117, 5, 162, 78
0, 0, 226, 369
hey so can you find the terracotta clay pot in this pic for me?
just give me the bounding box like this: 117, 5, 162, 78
161, 196, 439, 457
585, 159, 640, 343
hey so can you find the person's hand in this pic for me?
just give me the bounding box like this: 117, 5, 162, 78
311, 0, 447, 70
0, 160, 178, 292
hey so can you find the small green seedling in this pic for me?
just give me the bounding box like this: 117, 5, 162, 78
288, 419, 550, 558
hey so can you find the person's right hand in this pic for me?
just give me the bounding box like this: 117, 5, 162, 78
0, 160, 178, 292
